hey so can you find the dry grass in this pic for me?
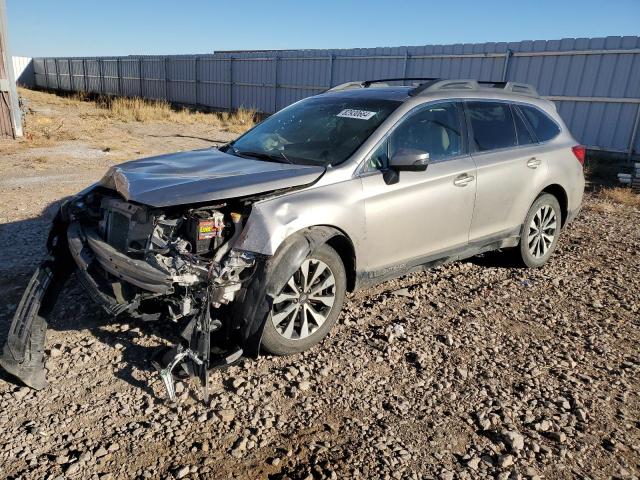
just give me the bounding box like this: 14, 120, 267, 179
588, 187, 640, 214
20, 88, 257, 133
21, 115, 77, 146
600, 187, 640, 208
7, 87, 255, 156
91, 95, 256, 133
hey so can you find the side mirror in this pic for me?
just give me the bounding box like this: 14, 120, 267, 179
389, 148, 430, 171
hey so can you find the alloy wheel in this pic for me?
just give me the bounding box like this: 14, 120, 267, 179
271, 258, 336, 340
528, 204, 557, 259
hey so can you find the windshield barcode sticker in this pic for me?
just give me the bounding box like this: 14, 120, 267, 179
337, 109, 377, 120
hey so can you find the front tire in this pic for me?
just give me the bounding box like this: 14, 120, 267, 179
517, 193, 562, 268
261, 244, 346, 356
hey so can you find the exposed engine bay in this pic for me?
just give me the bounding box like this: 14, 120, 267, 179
71, 189, 256, 320
1, 188, 265, 402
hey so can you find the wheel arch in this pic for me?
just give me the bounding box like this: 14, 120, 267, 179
317, 226, 357, 293
231, 224, 357, 357
276, 225, 357, 293
539, 183, 569, 227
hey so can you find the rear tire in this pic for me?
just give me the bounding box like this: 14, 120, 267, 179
261, 244, 346, 356
517, 193, 562, 268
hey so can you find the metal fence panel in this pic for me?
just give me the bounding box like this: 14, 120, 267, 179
140, 57, 166, 100
84, 58, 101, 93
120, 57, 142, 97
57, 58, 71, 90
101, 59, 119, 95
31, 36, 640, 155
197, 57, 230, 109
70, 59, 85, 92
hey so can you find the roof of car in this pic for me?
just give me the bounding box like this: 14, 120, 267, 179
316, 86, 413, 102
318, 79, 545, 106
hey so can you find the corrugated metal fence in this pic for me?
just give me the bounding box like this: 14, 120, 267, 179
31, 36, 640, 156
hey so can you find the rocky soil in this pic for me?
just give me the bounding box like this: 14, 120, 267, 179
0, 90, 639, 479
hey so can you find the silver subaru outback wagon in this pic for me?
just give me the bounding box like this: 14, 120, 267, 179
1, 79, 585, 399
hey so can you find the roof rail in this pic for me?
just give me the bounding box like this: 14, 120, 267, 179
502, 82, 539, 96
362, 77, 439, 87
325, 77, 439, 93
325, 81, 366, 93
325, 78, 540, 98
410, 79, 539, 97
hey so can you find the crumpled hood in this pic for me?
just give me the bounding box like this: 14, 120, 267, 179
99, 148, 325, 207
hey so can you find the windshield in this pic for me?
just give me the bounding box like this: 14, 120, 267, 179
225, 96, 401, 166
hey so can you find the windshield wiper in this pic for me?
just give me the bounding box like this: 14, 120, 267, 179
233, 148, 294, 164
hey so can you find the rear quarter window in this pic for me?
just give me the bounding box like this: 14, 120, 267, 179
519, 105, 561, 142
466, 101, 517, 152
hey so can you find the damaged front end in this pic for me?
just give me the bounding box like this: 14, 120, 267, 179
1, 187, 262, 400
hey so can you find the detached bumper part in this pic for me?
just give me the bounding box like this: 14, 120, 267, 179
0, 265, 55, 390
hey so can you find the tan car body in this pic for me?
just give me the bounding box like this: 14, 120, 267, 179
236, 87, 585, 289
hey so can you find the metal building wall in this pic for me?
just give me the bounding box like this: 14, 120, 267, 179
12, 56, 34, 87
31, 36, 640, 155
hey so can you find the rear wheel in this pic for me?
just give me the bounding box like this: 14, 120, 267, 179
517, 193, 562, 268
261, 244, 346, 355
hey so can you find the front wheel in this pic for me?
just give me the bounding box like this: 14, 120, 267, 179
261, 244, 346, 355
517, 193, 562, 268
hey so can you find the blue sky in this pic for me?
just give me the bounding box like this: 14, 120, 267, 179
7, 0, 640, 57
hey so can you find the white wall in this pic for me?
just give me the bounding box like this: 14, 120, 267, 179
12, 56, 34, 87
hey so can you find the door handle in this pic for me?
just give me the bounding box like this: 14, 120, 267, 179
527, 157, 542, 169
453, 173, 475, 187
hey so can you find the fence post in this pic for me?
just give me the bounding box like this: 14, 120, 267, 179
401, 51, 409, 80
116, 58, 122, 95
327, 54, 334, 88
628, 104, 640, 160
194, 56, 199, 107
43, 58, 49, 89
138, 57, 144, 98
55, 58, 60, 90
164, 57, 169, 101
501, 49, 512, 82
273, 56, 278, 113
229, 57, 234, 110
81, 58, 87, 92
98, 58, 104, 94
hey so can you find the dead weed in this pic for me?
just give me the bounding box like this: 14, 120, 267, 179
588, 187, 640, 213
600, 187, 640, 208
88, 95, 256, 132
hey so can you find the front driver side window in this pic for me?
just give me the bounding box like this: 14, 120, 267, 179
364, 102, 464, 172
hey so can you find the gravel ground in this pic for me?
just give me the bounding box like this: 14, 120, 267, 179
0, 90, 639, 480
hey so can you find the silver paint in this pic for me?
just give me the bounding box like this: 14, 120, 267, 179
235, 88, 585, 279
99, 148, 325, 207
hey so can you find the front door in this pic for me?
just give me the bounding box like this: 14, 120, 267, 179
359, 101, 477, 276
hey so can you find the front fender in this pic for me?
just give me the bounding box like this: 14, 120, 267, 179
234, 179, 365, 257
231, 226, 344, 357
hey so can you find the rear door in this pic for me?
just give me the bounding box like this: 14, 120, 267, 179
359, 101, 477, 274
465, 100, 548, 242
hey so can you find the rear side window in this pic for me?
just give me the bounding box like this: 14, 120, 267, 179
513, 106, 535, 145
519, 105, 560, 142
466, 102, 517, 152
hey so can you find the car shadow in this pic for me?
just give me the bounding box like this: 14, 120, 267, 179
464, 249, 524, 269
0, 203, 184, 397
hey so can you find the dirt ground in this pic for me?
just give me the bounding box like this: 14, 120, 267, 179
0, 90, 638, 480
